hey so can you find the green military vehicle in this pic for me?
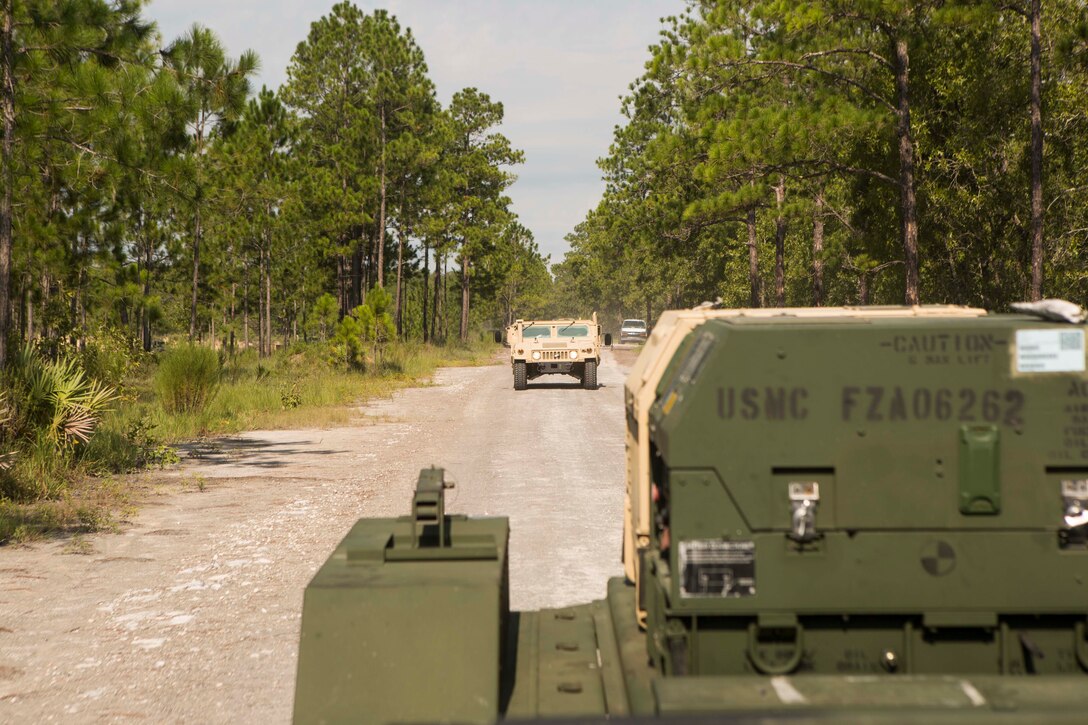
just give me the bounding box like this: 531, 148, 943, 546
500, 315, 612, 390
295, 302, 1088, 724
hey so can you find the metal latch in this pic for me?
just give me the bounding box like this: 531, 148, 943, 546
1062, 480, 1088, 529
788, 482, 820, 542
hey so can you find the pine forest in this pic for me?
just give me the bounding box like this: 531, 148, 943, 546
2, 0, 1088, 531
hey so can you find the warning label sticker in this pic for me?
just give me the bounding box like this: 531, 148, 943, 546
1015, 329, 1086, 373
678, 540, 755, 598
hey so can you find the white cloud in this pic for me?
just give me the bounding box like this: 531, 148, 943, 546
148, 0, 679, 260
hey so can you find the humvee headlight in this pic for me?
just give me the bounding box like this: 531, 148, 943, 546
531, 351, 541, 361
569, 350, 578, 360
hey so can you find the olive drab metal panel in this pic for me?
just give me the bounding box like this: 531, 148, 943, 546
296, 305, 1088, 724
292, 468, 509, 725
640, 309, 1088, 678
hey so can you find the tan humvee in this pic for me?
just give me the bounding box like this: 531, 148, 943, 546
501, 315, 612, 390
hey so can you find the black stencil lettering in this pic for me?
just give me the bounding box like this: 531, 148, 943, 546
912, 388, 932, 419
842, 387, 860, 421
888, 387, 907, 421
958, 389, 977, 421
741, 388, 759, 420
866, 386, 884, 421
790, 388, 809, 420
1003, 390, 1025, 426
765, 387, 786, 420
935, 389, 953, 420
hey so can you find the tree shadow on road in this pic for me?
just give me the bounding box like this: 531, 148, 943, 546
176, 437, 348, 469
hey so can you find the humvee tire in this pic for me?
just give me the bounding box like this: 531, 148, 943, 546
513, 360, 527, 390
582, 359, 597, 390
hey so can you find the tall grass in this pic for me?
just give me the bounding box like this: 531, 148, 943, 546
116, 340, 494, 441
155, 344, 221, 414
1, 337, 495, 542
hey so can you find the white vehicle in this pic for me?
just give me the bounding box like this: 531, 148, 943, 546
619, 318, 648, 344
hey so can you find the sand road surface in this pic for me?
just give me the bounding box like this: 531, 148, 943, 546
0, 349, 634, 723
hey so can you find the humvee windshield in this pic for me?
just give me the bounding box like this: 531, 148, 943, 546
522, 325, 552, 338
557, 325, 590, 337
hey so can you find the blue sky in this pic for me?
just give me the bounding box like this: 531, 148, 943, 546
148, 0, 680, 263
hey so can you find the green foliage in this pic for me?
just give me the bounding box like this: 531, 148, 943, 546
333, 314, 366, 369
280, 383, 302, 409
558, 0, 1088, 314
0, 345, 120, 502
155, 345, 221, 414
311, 293, 339, 341
4, 346, 120, 451
80, 326, 144, 393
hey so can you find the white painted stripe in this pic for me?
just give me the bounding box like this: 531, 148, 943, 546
960, 680, 987, 707
771, 676, 807, 704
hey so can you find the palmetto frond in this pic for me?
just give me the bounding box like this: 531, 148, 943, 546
8, 346, 118, 449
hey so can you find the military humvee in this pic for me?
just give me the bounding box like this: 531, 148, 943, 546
295, 302, 1088, 724
500, 315, 612, 390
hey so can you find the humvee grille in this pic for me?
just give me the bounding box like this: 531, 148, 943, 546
541, 351, 569, 361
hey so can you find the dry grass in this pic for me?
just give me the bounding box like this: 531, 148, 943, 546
1, 340, 496, 544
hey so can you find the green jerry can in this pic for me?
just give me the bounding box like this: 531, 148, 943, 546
295, 303, 1088, 724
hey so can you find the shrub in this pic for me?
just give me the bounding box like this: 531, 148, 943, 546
4, 346, 119, 450
280, 382, 302, 409
310, 292, 339, 342
333, 314, 366, 369
155, 344, 221, 414
81, 326, 142, 392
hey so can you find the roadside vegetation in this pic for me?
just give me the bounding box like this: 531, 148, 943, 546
0, 2, 533, 543
556, 1, 1088, 317
0, 331, 493, 543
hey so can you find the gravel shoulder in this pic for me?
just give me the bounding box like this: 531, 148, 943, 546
0, 349, 632, 723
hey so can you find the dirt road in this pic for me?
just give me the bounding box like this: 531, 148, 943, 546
0, 349, 634, 723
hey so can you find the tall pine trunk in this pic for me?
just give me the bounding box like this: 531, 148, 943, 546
243, 260, 250, 350
352, 244, 362, 309
0, 0, 15, 367
1029, 0, 1044, 300
394, 192, 405, 335
337, 254, 346, 317
189, 205, 203, 339
23, 274, 32, 340
459, 253, 470, 342
893, 36, 920, 305
264, 247, 272, 356
142, 231, 153, 351
431, 251, 441, 343
774, 177, 786, 307
746, 208, 760, 308
258, 252, 266, 357
812, 193, 825, 306
422, 242, 430, 343
377, 107, 387, 289
230, 283, 236, 354
189, 117, 206, 341
441, 256, 448, 341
